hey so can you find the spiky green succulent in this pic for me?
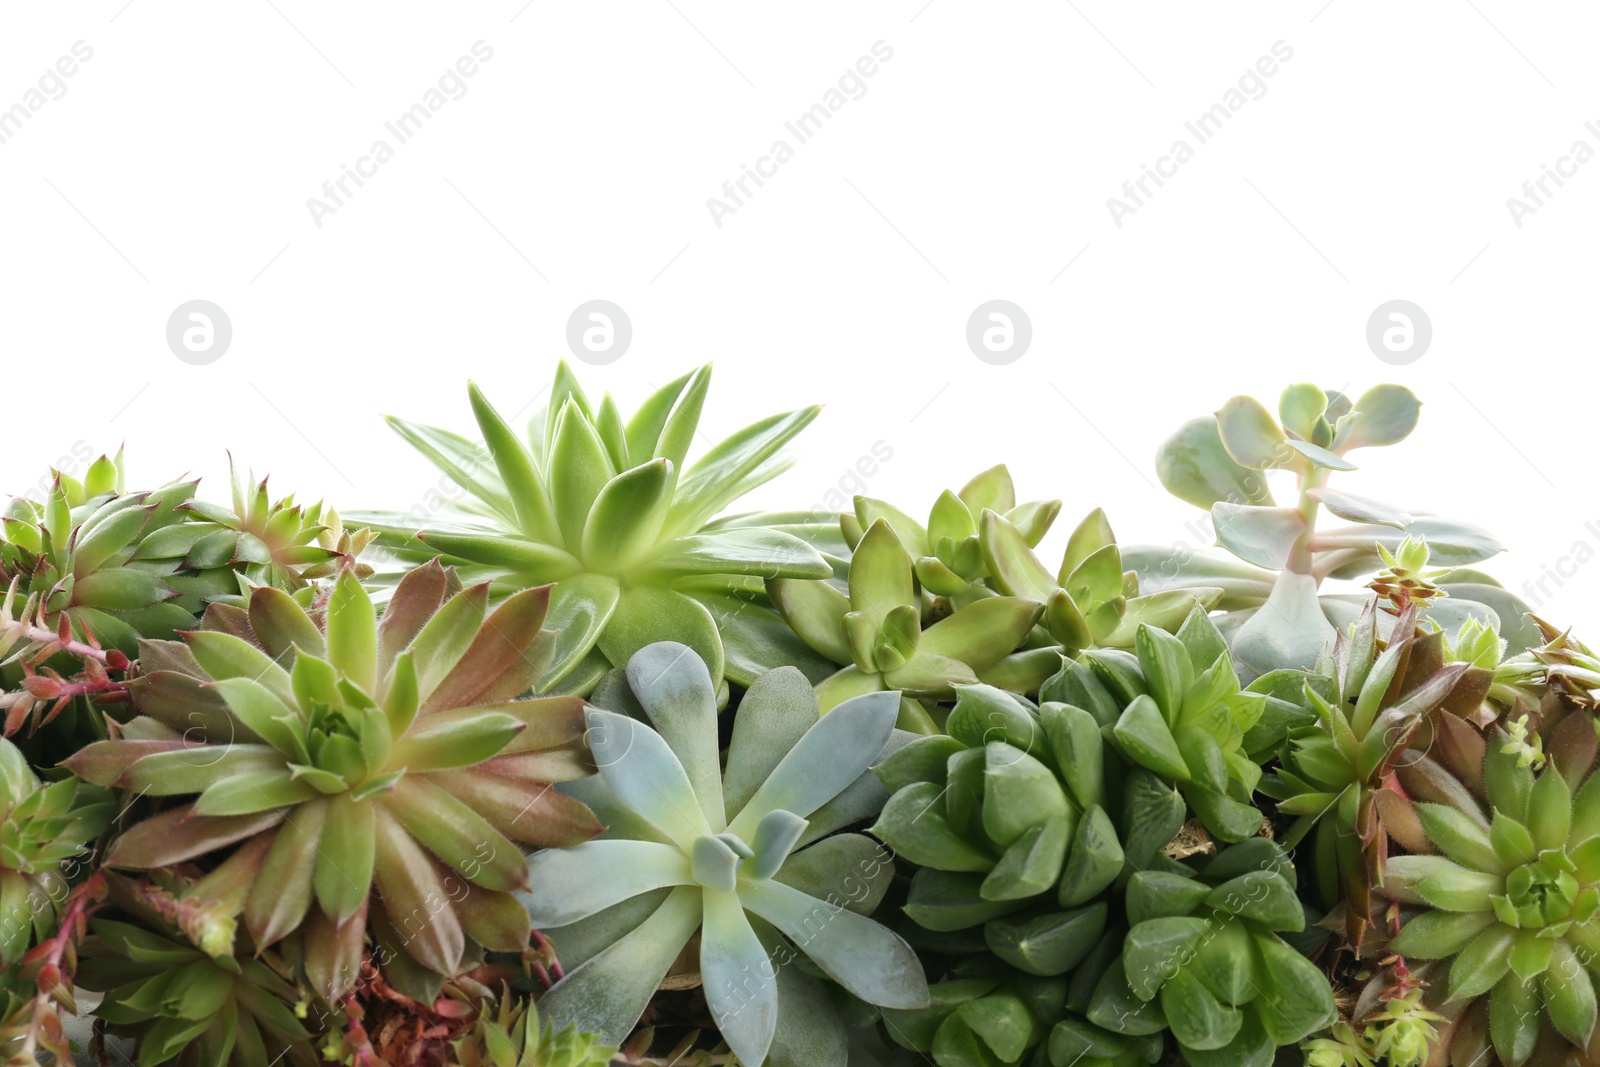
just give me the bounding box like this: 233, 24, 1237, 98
1049, 608, 1269, 844
1089, 838, 1335, 1067
0, 452, 361, 656
838, 465, 1061, 606
0, 737, 109, 967
65, 563, 601, 1000
1260, 598, 1487, 948
75, 912, 317, 1067
454, 988, 616, 1067
358, 362, 832, 698
1127, 384, 1528, 678
871, 684, 1187, 1067
521, 642, 929, 1067
1377, 709, 1600, 1066
768, 517, 1043, 731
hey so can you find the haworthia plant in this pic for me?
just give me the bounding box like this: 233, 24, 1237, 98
521, 642, 929, 1067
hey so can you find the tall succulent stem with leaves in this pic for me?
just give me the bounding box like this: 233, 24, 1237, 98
1129, 384, 1523, 678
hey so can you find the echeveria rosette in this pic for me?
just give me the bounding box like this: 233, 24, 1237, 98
66, 563, 602, 1000
1063, 608, 1269, 844
521, 642, 930, 1067
1259, 598, 1488, 950
357, 362, 834, 697
768, 518, 1042, 732
1087, 838, 1336, 1067
1126, 383, 1528, 678
0, 736, 111, 967
1376, 712, 1600, 1066
982, 506, 1222, 663
839, 464, 1061, 606
871, 685, 1187, 1067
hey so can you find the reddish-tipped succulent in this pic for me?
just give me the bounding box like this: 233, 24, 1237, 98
67, 562, 601, 1000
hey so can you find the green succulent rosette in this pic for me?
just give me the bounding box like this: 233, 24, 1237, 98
358, 362, 835, 697
871, 683, 1187, 1067
1045, 608, 1268, 844
1088, 838, 1335, 1067
1377, 709, 1600, 1066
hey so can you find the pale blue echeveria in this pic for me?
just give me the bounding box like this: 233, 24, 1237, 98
357, 363, 833, 697
521, 642, 930, 1067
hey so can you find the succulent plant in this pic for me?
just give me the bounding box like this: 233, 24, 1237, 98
1088, 838, 1335, 1067
768, 518, 1043, 731
838, 465, 1061, 606
1061, 609, 1270, 844
0, 736, 109, 967
454, 987, 617, 1067
1376, 709, 1600, 1066
982, 507, 1222, 663
76, 912, 318, 1067
1260, 598, 1488, 948
358, 362, 833, 697
521, 642, 929, 1067
870, 683, 1187, 1066
1127, 384, 1526, 678
65, 563, 601, 999
0, 452, 361, 656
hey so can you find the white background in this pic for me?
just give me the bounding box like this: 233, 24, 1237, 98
1, 3, 1595, 629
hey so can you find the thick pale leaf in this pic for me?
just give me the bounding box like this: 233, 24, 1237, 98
536, 885, 703, 1045
585, 708, 709, 846
701, 890, 780, 1067
741, 879, 929, 1009
625, 641, 725, 830
522, 839, 692, 926
728, 689, 897, 839
1215, 396, 1289, 470
1154, 416, 1275, 510
1211, 504, 1306, 571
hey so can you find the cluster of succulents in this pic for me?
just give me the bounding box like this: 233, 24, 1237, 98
3, 365, 1597, 1067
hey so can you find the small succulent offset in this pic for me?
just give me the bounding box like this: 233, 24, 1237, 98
1261, 599, 1486, 948
453, 988, 617, 1067
66, 564, 602, 1000
362, 362, 832, 696
1128, 384, 1521, 678
1089, 838, 1335, 1067
838, 465, 1061, 606
768, 518, 1043, 731
1378, 710, 1600, 1067
522, 643, 929, 1067
0, 737, 109, 967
